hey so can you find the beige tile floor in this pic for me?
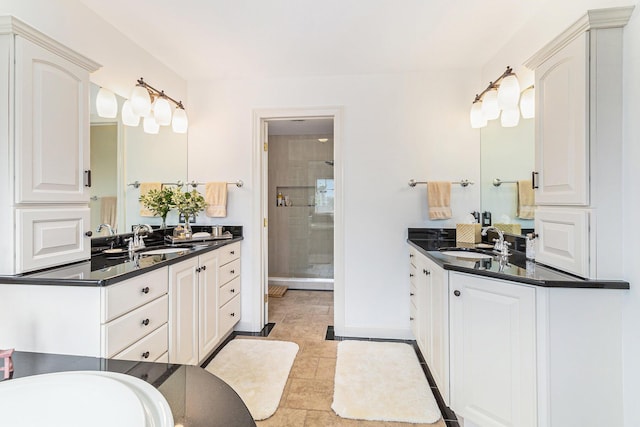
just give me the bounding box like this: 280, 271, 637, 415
248, 289, 447, 427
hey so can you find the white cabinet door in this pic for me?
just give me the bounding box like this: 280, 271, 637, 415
534, 32, 589, 206
198, 251, 220, 360
14, 36, 89, 204
535, 207, 590, 278
450, 273, 537, 427
424, 256, 449, 406
16, 207, 91, 273
169, 258, 199, 365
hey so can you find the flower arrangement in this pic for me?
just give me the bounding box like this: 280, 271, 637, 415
139, 187, 176, 228
172, 189, 207, 223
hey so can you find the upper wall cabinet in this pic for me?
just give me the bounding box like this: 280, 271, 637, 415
525, 7, 634, 278
0, 16, 100, 275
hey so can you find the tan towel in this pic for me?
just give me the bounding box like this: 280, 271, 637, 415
517, 180, 535, 219
100, 196, 117, 229
427, 181, 452, 220
139, 182, 162, 216
205, 182, 228, 218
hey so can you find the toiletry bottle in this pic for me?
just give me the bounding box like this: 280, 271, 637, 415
526, 233, 536, 260
277, 191, 283, 206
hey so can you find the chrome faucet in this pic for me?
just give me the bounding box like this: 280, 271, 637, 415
481, 226, 510, 256
128, 224, 153, 251
97, 223, 116, 236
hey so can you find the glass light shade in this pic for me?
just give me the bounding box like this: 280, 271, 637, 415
520, 87, 535, 119
121, 100, 140, 126
497, 74, 521, 109
500, 106, 520, 127
470, 102, 487, 128
153, 97, 172, 126
130, 85, 151, 117
481, 89, 500, 120
143, 113, 160, 134
96, 88, 118, 118
172, 108, 188, 133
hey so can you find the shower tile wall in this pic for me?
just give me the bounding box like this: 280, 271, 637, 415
268, 134, 334, 279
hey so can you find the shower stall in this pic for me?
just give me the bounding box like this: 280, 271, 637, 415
267, 120, 334, 290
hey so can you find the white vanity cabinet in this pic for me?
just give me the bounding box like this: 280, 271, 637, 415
525, 8, 633, 278
0, 17, 100, 275
408, 247, 450, 405
169, 242, 241, 365
449, 273, 537, 427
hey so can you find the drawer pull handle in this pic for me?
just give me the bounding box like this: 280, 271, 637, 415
142, 318, 150, 326
142, 351, 150, 359
410, 317, 415, 321
409, 273, 414, 277
409, 254, 414, 258
410, 292, 414, 296
454, 290, 461, 297
141, 287, 150, 294
230, 269, 235, 274
230, 312, 235, 317
231, 250, 235, 255
230, 288, 236, 293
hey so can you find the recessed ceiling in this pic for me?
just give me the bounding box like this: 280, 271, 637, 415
79, 0, 552, 81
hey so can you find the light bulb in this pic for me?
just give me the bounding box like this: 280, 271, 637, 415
130, 84, 151, 117
143, 113, 160, 134
470, 102, 487, 128
497, 74, 521, 109
121, 100, 140, 126
520, 86, 535, 119
481, 88, 500, 120
153, 96, 172, 126
172, 108, 188, 133
500, 106, 520, 127
96, 87, 118, 118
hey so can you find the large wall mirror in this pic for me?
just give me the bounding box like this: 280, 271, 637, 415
89, 83, 188, 236
480, 118, 534, 234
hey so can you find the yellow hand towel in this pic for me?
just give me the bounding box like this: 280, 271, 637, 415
139, 182, 162, 217
100, 196, 117, 229
517, 180, 535, 219
427, 181, 452, 220
205, 182, 228, 218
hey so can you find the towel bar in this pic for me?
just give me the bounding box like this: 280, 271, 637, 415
128, 180, 244, 189
408, 179, 474, 188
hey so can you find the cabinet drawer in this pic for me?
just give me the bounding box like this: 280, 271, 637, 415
102, 295, 168, 358
219, 294, 241, 337
16, 207, 91, 273
112, 323, 168, 362
218, 242, 241, 266
219, 276, 241, 307
102, 267, 169, 323
218, 259, 240, 286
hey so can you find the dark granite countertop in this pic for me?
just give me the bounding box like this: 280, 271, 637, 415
408, 239, 629, 289
3, 351, 256, 427
0, 237, 243, 287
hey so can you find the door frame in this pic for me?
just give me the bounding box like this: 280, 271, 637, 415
252, 107, 344, 332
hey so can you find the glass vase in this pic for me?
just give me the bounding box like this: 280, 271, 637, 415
182, 213, 193, 239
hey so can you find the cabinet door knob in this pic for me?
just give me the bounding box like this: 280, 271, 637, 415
85, 231, 93, 237
230, 269, 235, 274
409, 254, 414, 258
196, 267, 201, 273
230, 250, 235, 255
230, 312, 235, 317
141, 287, 150, 294
409, 273, 414, 277
410, 292, 414, 296
410, 317, 415, 321
454, 290, 461, 297
230, 288, 236, 293
423, 269, 431, 275
141, 318, 150, 326
201, 265, 207, 271
141, 351, 150, 359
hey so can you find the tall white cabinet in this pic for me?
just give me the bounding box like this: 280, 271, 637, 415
0, 16, 100, 275
525, 7, 633, 278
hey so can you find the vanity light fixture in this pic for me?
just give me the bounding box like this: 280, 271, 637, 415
95, 87, 118, 118
318, 138, 329, 143
519, 85, 535, 119
469, 66, 533, 129
127, 77, 189, 134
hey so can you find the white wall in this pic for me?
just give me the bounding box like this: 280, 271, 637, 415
0, 0, 186, 101
187, 70, 480, 337
483, 2, 640, 426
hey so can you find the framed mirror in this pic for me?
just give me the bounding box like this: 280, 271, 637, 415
89, 83, 188, 236
479, 118, 534, 234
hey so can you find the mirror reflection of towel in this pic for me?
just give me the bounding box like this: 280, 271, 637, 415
100, 196, 117, 229
205, 182, 227, 218
517, 180, 535, 219
427, 181, 452, 220
139, 182, 162, 216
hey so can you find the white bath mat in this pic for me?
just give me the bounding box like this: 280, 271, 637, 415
332, 340, 441, 423
205, 339, 298, 420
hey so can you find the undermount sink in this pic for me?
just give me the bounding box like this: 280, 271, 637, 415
439, 248, 494, 259
140, 247, 191, 256
0, 371, 173, 426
